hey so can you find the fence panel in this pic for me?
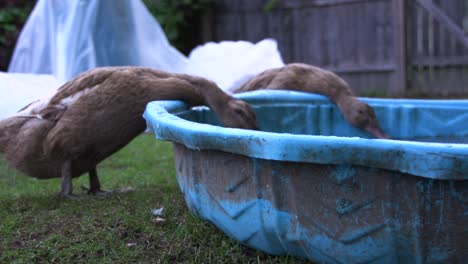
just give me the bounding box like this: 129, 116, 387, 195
204, 0, 468, 97
408, 0, 468, 96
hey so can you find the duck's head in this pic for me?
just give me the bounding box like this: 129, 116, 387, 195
341, 100, 389, 139
218, 98, 259, 130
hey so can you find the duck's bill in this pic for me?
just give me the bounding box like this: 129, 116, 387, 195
365, 122, 390, 139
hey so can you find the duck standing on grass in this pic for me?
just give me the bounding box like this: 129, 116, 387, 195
233, 63, 389, 139
0, 67, 258, 198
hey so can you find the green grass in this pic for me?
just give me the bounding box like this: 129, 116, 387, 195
0, 135, 308, 263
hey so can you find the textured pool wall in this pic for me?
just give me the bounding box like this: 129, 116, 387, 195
173, 144, 467, 263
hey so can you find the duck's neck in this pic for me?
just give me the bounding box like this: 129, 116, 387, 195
145, 75, 232, 112
178, 75, 232, 111
334, 89, 359, 118
204, 86, 232, 113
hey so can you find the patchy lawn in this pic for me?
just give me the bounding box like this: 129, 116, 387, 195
0, 134, 309, 263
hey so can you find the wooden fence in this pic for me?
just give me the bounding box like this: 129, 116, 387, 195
200, 0, 468, 97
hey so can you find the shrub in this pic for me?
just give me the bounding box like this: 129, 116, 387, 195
0, 1, 33, 71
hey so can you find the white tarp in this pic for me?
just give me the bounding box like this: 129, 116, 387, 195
2, 0, 284, 119
185, 39, 284, 92
8, 0, 188, 82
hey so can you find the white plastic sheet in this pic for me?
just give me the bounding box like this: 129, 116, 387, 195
8, 0, 188, 82
3, 0, 285, 119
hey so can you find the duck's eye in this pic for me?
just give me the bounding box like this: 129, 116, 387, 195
234, 108, 243, 115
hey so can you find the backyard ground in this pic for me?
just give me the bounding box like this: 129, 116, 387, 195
0, 134, 310, 264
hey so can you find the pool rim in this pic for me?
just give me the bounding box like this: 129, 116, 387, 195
143, 90, 468, 180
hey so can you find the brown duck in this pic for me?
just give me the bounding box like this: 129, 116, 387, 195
0, 67, 258, 198
233, 63, 389, 139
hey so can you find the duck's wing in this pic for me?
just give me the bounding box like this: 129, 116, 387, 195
48, 68, 118, 106
232, 68, 281, 93
16, 99, 40, 112
38, 68, 120, 122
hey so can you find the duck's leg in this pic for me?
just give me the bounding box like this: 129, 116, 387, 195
88, 167, 109, 196
59, 160, 77, 199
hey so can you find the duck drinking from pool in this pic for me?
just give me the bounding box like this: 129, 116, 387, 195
0, 67, 258, 198
233, 63, 389, 139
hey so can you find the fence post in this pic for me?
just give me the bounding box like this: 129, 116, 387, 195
392, 0, 408, 96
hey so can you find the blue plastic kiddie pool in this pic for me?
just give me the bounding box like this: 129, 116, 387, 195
143, 90, 468, 263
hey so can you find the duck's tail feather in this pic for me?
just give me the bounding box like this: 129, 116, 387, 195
0, 117, 29, 153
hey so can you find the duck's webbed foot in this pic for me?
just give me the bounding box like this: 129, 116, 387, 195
87, 168, 110, 196
59, 160, 79, 199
